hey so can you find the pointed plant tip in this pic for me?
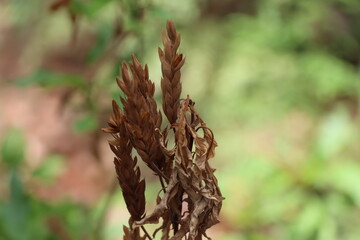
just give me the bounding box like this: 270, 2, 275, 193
158, 47, 163, 56
167, 20, 175, 29
144, 65, 149, 79
131, 54, 140, 64
112, 99, 119, 108
121, 61, 128, 70
166, 20, 177, 39
115, 77, 122, 88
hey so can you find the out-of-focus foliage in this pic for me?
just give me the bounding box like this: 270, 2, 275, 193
0, 0, 359, 239
1, 129, 25, 169
0, 129, 89, 240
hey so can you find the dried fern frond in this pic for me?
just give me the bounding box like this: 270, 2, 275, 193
116, 55, 168, 179
160, 21, 185, 124
113, 144, 145, 221
103, 100, 146, 239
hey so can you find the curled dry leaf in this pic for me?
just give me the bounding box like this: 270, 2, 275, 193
134, 97, 224, 240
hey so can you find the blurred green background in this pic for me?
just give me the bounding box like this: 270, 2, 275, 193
0, 0, 359, 239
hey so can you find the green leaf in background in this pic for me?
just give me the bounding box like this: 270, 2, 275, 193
148, 5, 172, 20
292, 198, 324, 239
70, 0, 113, 18
87, 22, 114, 63
0, 171, 30, 240
316, 106, 352, 158
32, 155, 65, 183
17, 70, 87, 90
327, 161, 360, 206
73, 114, 99, 133
0, 176, 89, 239
9, 171, 25, 203
300, 52, 358, 101
0, 128, 25, 169
318, 217, 337, 240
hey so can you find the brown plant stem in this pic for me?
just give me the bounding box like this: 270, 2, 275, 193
141, 226, 152, 240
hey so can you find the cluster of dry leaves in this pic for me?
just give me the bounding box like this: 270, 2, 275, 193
102, 21, 223, 240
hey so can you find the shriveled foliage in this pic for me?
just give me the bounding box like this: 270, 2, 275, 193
103, 20, 223, 240
159, 20, 185, 125
116, 55, 167, 179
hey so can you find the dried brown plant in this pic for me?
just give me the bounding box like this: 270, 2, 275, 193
103, 101, 149, 239
103, 21, 223, 240
159, 21, 185, 125
116, 55, 168, 181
